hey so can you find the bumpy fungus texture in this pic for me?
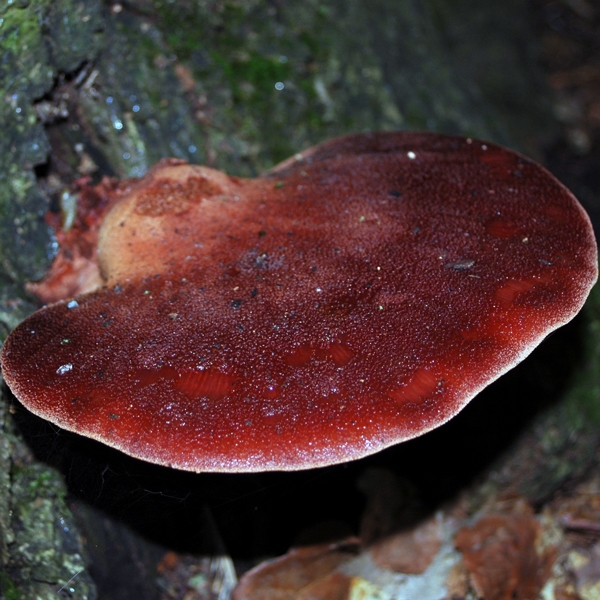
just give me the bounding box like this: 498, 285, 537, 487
1, 132, 597, 472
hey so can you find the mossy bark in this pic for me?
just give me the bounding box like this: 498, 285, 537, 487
0, 0, 596, 596
0, 380, 96, 599
469, 284, 600, 511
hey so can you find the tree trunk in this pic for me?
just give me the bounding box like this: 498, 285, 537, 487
1, 1, 596, 598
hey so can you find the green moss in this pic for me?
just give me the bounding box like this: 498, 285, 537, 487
165, 4, 298, 153
0, 2, 54, 99
1, 4, 45, 50
0, 572, 19, 600
146, 2, 357, 171
212, 50, 292, 102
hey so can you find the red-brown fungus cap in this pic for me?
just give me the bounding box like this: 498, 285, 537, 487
1, 132, 597, 472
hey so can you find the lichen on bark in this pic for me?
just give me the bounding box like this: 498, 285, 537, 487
0, 0, 105, 336
0, 379, 97, 599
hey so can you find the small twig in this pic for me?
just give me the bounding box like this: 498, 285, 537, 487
56, 568, 84, 594
559, 514, 600, 533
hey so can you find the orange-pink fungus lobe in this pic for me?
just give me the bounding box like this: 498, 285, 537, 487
1, 132, 597, 472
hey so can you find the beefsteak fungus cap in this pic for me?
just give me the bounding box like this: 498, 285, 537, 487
2, 132, 597, 472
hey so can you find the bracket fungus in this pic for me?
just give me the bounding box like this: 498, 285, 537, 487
1, 132, 597, 472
